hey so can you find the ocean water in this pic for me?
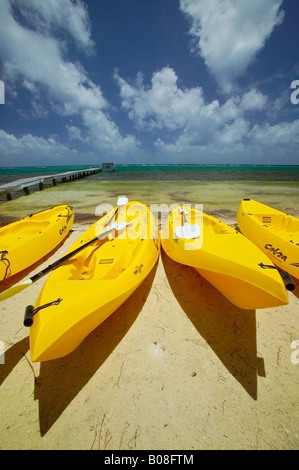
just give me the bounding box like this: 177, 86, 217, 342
0, 164, 299, 225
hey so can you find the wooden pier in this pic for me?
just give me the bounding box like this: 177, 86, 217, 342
0, 167, 102, 201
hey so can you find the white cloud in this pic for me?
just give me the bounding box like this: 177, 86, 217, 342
11, 0, 94, 52
218, 118, 249, 145
250, 120, 299, 145
66, 124, 84, 141
114, 67, 205, 130
0, 0, 296, 165
0, 0, 106, 115
64, 110, 142, 158
155, 115, 299, 164
239, 89, 268, 112
180, 0, 284, 93
0, 129, 80, 164
82, 110, 142, 156
116, 66, 298, 163
115, 66, 268, 142
0, 0, 141, 162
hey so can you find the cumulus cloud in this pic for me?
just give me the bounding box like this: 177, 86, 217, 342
0, 0, 140, 162
0, 129, 80, 164
0, 0, 106, 115
115, 65, 298, 163
11, 0, 94, 52
0, 0, 296, 165
155, 115, 299, 164
66, 124, 84, 141
115, 67, 268, 144
65, 110, 142, 157
114, 67, 205, 130
180, 0, 284, 93
82, 110, 142, 156
250, 120, 299, 145
239, 89, 268, 112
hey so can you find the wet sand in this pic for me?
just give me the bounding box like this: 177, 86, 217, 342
0, 217, 298, 450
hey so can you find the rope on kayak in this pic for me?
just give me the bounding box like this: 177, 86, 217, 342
24, 298, 63, 327
258, 263, 295, 291
33, 298, 63, 315
0, 251, 10, 285
58, 205, 73, 224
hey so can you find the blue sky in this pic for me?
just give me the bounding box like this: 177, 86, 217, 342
0, 0, 298, 166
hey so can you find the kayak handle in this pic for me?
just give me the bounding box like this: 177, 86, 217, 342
24, 305, 34, 327
23, 298, 63, 327
258, 263, 295, 291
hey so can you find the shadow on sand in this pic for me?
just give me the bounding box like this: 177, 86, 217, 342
0, 337, 30, 386
291, 276, 299, 299
161, 249, 265, 400
0, 214, 20, 228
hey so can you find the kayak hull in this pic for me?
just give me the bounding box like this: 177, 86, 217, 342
29, 201, 160, 362
0, 205, 74, 281
162, 206, 289, 309
237, 199, 299, 280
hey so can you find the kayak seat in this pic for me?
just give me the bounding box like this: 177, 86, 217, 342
68, 238, 140, 281
95, 239, 140, 280
253, 213, 298, 236
203, 216, 234, 236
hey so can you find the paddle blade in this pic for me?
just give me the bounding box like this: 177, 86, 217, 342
99, 221, 130, 237
117, 196, 129, 207
175, 224, 201, 240
178, 206, 188, 215
0, 279, 33, 302
111, 221, 129, 231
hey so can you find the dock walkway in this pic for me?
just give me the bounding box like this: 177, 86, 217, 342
0, 167, 101, 200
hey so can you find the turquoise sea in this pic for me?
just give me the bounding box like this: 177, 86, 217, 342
1, 164, 299, 184
0, 164, 299, 225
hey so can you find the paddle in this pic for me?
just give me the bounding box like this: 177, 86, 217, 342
0, 197, 129, 302
175, 206, 201, 240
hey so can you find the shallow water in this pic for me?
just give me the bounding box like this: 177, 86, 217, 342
0, 165, 298, 225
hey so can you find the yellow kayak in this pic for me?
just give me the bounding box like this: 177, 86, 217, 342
0, 205, 74, 282
162, 206, 289, 309
237, 198, 299, 280
29, 201, 160, 362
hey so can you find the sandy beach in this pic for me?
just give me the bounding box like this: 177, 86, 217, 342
1, 0, 299, 451
0, 215, 298, 451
